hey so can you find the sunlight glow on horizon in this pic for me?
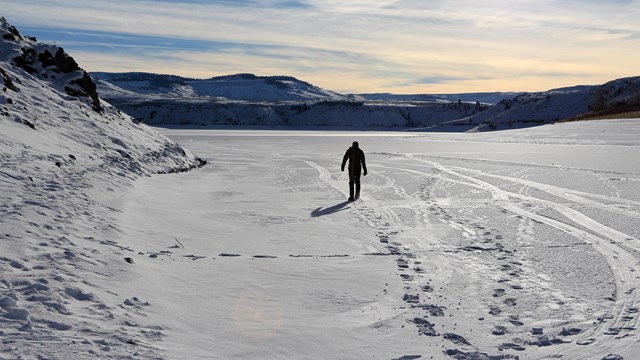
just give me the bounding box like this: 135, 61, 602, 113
4, 0, 640, 94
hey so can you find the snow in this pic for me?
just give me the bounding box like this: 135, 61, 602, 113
94, 71, 640, 130
92, 72, 488, 128
91, 72, 353, 102
8, 119, 640, 359
0, 17, 203, 359
3, 16, 640, 360
456, 78, 640, 131
102, 120, 640, 359
137, 121, 640, 360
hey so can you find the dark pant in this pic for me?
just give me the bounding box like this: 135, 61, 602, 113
349, 168, 361, 198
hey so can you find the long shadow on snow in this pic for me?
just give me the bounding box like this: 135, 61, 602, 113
311, 201, 351, 217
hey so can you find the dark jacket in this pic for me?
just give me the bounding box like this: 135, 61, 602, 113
342, 146, 367, 175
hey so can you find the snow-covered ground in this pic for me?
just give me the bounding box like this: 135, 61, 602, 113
3, 115, 640, 359
22, 119, 640, 360
0, 17, 203, 360
5, 15, 640, 360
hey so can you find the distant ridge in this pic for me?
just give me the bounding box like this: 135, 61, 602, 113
355, 92, 523, 105
92, 71, 353, 102
449, 76, 640, 131
92, 73, 640, 131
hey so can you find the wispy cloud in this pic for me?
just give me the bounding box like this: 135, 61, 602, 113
4, 0, 640, 93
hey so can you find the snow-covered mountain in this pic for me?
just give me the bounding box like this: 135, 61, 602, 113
93, 72, 490, 128
92, 72, 354, 102
0, 18, 204, 358
450, 78, 640, 131
95, 71, 640, 131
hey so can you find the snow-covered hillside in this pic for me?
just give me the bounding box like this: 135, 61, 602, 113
93, 73, 489, 128
92, 72, 353, 102
95, 71, 640, 131
0, 18, 205, 358
451, 78, 640, 131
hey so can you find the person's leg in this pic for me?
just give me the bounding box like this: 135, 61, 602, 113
354, 172, 361, 197
348, 168, 355, 200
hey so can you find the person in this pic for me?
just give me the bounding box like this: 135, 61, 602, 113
341, 141, 367, 201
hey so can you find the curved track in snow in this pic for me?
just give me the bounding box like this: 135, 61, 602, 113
413, 157, 639, 358
305, 153, 640, 359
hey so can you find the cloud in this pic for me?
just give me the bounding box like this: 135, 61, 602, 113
4, 0, 639, 93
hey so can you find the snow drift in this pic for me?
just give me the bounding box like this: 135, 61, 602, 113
0, 17, 204, 358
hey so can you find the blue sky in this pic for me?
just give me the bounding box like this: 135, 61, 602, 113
4, 0, 640, 93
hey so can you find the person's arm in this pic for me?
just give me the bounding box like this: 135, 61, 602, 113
361, 151, 367, 175
341, 150, 349, 171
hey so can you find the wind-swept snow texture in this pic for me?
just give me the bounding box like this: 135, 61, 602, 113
0, 17, 204, 359
87, 119, 640, 360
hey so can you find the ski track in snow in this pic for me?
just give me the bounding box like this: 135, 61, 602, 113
306, 150, 640, 359
413, 157, 639, 357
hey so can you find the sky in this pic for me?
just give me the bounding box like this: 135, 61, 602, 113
3, 0, 640, 94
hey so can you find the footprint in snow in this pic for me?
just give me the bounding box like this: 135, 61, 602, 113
499, 342, 526, 351
123, 297, 150, 307
491, 326, 507, 335
443, 332, 472, 346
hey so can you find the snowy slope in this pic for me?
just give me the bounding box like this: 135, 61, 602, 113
92, 72, 353, 102
0, 18, 205, 359
453, 78, 640, 131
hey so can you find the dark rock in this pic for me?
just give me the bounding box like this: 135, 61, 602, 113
2, 33, 17, 41
66, 71, 102, 112
0, 68, 18, 92
13, 48, 38, 74
7, 25, 21, 37
37, 50, 56, 68
54, 48, 80, 73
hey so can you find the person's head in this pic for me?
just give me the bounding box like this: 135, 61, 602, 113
352, 141, 359, 148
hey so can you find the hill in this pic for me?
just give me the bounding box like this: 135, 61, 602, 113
93, 72, 490, 128
447, 79, 640, 131
94, 71, 640, 131
91, 72, 354, 102
0, 17, 204, 358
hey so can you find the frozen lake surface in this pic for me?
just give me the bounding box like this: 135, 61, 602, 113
113, 120, 640, 359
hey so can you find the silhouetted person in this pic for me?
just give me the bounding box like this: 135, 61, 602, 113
341, 141, 367, 201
